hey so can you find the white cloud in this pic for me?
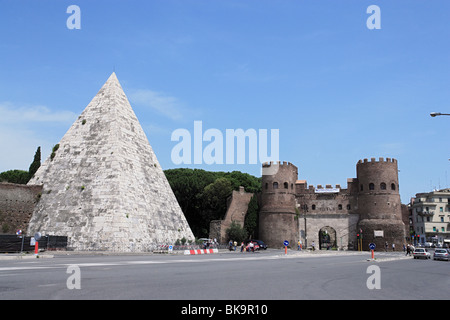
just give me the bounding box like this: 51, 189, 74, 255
0, 102, 77, 124
129, 89, 185, 121
0, 102, 77, 172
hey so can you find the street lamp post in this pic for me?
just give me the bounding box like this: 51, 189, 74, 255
430, 112, 450, 161
430, 112, 450, 117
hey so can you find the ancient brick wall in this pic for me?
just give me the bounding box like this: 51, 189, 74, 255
209, 186, 253, 243
0, 183, 42, 234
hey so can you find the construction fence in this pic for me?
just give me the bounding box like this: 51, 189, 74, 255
0, 234, 68, 253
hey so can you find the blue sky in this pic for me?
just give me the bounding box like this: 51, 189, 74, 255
1, 0, 449, 204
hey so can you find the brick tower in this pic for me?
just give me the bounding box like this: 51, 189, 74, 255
259, 161, 298, 247
356, 157, 406, 251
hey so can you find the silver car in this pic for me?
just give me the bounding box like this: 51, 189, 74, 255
413, 248, 431, 259
433, 248, 450, 261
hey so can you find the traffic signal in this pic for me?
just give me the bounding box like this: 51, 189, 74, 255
357, 233, 360, 239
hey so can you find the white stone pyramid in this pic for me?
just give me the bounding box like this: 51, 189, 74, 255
27, 73, 194, 251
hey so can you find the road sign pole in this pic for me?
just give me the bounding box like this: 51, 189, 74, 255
283, 240, 289, 255
369, 243, 376, 260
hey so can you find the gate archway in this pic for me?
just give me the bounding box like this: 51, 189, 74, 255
319, 226, 337, 250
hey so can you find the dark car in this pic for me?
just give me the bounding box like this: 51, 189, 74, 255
244, 239, 268, 250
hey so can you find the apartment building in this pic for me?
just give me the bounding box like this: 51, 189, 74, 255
411, 188, 450, 247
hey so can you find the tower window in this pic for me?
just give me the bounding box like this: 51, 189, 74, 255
312, 204, 316, 210
338, 204, 342, 210
273, 182, 278, 189
391, 183, 396, 190
380, 182, 386, 190
360, 184, 363, 191
369, 183, 375, 190
265, 183, 268, 190
284, 182, 288, 189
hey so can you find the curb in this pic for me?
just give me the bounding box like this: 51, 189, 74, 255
0, 254, 54, 260
184, 248, 219, 255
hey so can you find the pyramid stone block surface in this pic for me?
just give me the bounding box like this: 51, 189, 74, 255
27, 73, 194, 251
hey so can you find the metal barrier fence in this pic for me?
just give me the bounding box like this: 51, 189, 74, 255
0, 235, 67, 253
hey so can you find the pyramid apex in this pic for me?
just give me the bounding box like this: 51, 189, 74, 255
105, 71, 119, 84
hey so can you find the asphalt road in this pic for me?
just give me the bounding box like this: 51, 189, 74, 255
0, 249, 448, 301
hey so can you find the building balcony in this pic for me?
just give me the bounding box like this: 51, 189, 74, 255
417, 210, 434, 216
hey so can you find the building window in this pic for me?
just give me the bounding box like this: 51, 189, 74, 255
273, 182, 278, 189
338, 204, 342, 210
284, 182, 288, 189
391, 183, 396, 190
369, 183, 375, 190
380, 182, 386, 190
347, 204, 351, 210
312, 204, 316, 210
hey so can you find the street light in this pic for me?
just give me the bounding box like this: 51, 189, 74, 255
430, 112, 450, 117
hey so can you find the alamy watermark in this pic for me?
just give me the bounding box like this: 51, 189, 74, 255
366, 265, 381, 290
65, 4, 380, 31
171, 121, 280, 169
66, 265, 81, 289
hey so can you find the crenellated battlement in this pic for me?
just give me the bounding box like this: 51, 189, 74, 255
262, 160, 297, 168
357, 157, 397, 165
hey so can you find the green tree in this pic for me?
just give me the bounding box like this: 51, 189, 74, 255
226, 220, 248, 243
244, 194, 259, 238
201, 177, 233, 221
164, 168, 261, 239
0, 170, 30, 184
28, 146, 41, 180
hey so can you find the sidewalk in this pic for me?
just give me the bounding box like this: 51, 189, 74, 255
0, 252, 54, 260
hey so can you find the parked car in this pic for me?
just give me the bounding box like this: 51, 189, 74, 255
433, 248, 450, 261
244, 239, 268, 250
413, 248, 431, 259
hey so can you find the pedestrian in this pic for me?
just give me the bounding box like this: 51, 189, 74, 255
297, 240, 302, 251
233, 241, 237, 251
240, 242, 244, 252
385, 241, 388, 252
406, 244, 411, 256
392, 243, 395, 251
229, 240, 233, 251
311, 241, 315, 251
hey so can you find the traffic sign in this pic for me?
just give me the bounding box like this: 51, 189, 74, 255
283, 240, 289, 246
369, 243, 376, 250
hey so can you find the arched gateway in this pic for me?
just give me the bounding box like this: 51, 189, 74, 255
318, 226, 337, 250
